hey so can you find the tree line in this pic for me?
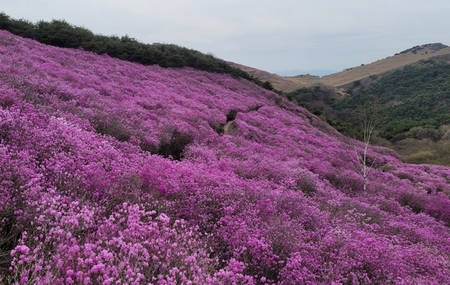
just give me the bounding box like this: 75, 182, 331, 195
0, 12, 277, 92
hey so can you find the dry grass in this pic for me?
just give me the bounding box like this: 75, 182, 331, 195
228, 62, 321, 92
230, 45, 450, 93
321, 46, 450, 87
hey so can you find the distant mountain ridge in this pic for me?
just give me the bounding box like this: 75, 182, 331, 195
321, 43, 450, 88
228, 61, 322, 93
275, 69, 336, 77
397, 43, 448, 55
230, 43, 450, 93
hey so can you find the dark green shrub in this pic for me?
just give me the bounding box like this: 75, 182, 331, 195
226, 109, 238, 122
324, 172, 364, 195
0, 96, 15, 109
395, 172, 415, 182
158, 130, 193, 160
0, 204, 22, 278
91, 115, 131, 142
397, 192, 426, 214
139, 139, 158, 154
296, 176, 317, 196
209, 121, 225, 135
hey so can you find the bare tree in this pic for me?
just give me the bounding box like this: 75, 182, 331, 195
354, 102, 384, 191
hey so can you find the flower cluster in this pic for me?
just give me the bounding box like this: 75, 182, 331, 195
1, 30, 450, 284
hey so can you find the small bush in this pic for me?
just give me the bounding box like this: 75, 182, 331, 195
296, 176, 317, 196
397, 192, 426, 214
139, 139, 158, 154
91, 115, 131, 142
379, 199, 401, 215
407, 150, 435, 164
395, 172, 415, 182
209, 121, 225, 135
348, 202, 383, 225
226, 109, 238, 122
425, 193, 450, 226
324, 172, 364, 195
0, 213, 20, 277
158, 129, 193, 160
0, 95, 15, 109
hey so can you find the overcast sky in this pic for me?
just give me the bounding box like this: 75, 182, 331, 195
2, 0, 450, 75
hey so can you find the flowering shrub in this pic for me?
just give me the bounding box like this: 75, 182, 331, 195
9, 201, 216, 284
1, 30, 450, 284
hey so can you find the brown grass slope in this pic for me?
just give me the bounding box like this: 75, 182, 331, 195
228, 62, 322, 93
230, 43, 450, 93
321, 44, 450, 87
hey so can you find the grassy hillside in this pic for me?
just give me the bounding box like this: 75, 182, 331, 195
288, 56, 450, 165
231, 43, 450, 93
228, 61, 322, 93
2, 31, 450, 284
320, 43, 450, 87
341, 58, 450, 138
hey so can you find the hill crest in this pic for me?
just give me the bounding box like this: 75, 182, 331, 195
230, 43, 450, 92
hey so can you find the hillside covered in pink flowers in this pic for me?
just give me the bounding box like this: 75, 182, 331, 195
1, 30, 450, 284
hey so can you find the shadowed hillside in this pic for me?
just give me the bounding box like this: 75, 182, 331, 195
1, 30, 450, 284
